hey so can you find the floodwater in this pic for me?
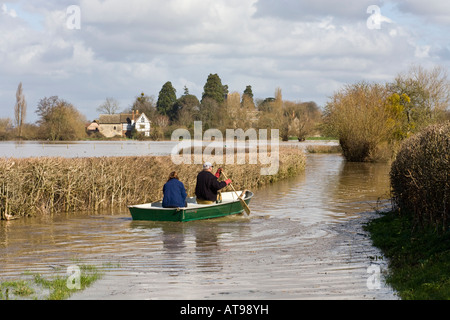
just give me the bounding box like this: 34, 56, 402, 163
0, 150, 398, 300
0, 140, 338, 158
0, 140, 178, 158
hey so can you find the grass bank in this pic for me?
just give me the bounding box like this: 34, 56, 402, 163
365, 122, 449, 299
0, 147, 305, 219
365, 210, 450, 300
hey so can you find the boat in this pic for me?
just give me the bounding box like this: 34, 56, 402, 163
128, 190, 253, 222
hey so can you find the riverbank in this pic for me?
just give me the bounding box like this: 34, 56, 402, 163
365, 210, 450, 299
0, 147, 306, 220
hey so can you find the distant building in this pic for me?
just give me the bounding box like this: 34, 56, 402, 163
98, 111, 151, 138
134, 113, 151, 137
86, 120, 99, 134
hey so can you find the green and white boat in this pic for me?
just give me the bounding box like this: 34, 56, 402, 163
128, 191, 253, 222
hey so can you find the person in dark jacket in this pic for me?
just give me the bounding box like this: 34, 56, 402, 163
162, 171, 187, 208
195, 162, 231, 204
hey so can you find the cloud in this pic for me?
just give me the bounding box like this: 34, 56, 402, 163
254, 0, 382, 21
0, 0, 448, 123
393, 0, 450, 25
2, 3, 17, 17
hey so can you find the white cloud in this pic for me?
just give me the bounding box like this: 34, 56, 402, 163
0, 0, 448, 123
2, 3, 17, 18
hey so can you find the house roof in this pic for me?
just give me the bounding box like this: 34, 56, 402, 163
98, 113, 145, 124
86, 122, 99, 131
98, 114, 121, 124
136, 113, 151, 122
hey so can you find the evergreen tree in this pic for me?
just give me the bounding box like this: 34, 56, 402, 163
172, 87, 200, 125
242, 85, 255, 109
243, 85, 254, 100
201, 73, 228, 104
157, 81, 177, 117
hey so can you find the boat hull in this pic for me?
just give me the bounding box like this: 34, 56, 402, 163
128, 191, 253, 222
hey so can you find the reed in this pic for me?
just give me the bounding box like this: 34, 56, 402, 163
0, 148, 305, 219
305, 144, 342, 154
390, 122, 450, 231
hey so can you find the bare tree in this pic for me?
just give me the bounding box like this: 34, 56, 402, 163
390, 65, 450, 128
14, 82, 27, 138
97, 97, 119, 114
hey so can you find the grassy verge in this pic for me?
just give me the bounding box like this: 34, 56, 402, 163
365, 210, 450, 300
0, 264, 104, 300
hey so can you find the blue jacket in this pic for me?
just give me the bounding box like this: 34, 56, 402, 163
162, 178, 187, 208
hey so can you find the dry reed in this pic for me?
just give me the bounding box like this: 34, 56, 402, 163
390, 122, 450, 231
0, 147, 305, 219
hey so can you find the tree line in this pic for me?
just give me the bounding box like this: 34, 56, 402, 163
2, 66, 447, 146
0, 73, 322, 141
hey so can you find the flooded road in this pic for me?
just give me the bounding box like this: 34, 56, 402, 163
0, 153, 397, 300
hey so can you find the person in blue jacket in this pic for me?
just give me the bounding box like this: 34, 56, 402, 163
162, 171, 187, 208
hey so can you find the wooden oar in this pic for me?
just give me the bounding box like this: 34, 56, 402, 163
221, 171, 251, 215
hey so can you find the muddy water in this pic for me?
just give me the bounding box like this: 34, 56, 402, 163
0, 154, 398, 300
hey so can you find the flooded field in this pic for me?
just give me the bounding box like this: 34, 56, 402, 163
0, 153, 398, 300
0, 140, 337, 158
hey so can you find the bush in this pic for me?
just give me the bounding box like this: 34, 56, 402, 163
324, 82, 391, 162
390, 122, 450, 231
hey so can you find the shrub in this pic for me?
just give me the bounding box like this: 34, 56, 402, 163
323, 82, 391, 162
390, 122, 450, 231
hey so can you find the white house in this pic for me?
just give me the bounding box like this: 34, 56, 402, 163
134, 112, 151, 137
98, 110, 151, 138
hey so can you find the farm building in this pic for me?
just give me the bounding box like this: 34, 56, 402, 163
97, 110, 151, 138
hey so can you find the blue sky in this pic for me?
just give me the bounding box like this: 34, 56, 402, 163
0, 0, 449, 123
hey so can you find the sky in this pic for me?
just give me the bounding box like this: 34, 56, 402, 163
0, 0, 449, 123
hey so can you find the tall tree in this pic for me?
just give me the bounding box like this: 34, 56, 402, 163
242, 85, 255, 109
157, 81, 177, 118
131, 92, 157, 118
14, 82, 27, 138
36, 96, 86, 141
97, 97, 119, 115
202, 73, 228, 104
389, 65, 450, 133
172, 87, 200, 126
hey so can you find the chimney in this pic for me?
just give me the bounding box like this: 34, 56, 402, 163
132, 110, 135, 122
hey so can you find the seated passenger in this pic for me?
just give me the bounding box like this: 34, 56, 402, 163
162, 171, 187, 208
